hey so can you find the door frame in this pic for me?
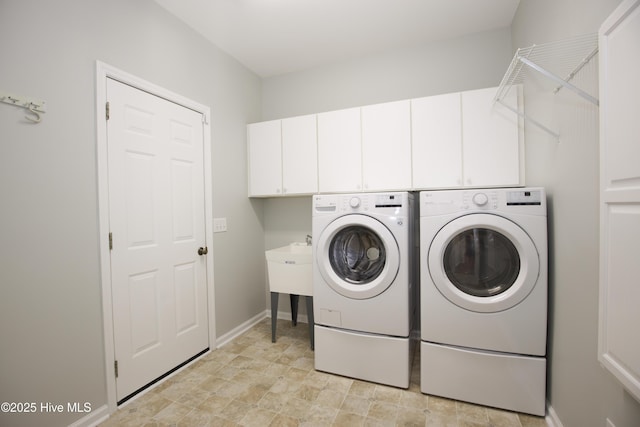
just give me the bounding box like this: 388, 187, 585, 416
95, 61, 216, 414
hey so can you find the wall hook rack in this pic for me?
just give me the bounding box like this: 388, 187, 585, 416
1, 92, 47, 123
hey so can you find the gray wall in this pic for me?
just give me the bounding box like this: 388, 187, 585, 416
512, 0, 640, 426
260, 27, 514, 319
262, 27, 513, 120
0, 1, 263, 426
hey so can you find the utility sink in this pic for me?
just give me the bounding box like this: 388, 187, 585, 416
265, 242, 315, 350
265, 242, 313, 296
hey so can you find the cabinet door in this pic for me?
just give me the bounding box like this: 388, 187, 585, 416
282, 114, 318, 195
317, 107, 362, 193
362, 100, 411, 191
598, 0, 640, 403
412, 93, 462, 188
462, 87, 521, 187
247, 120, 282, 196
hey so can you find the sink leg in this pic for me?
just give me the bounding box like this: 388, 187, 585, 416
306, 296, 314, 350
270, 292, 279, 343
290, 294, 299, 326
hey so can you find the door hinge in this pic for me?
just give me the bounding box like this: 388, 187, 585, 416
114, 360, 118, 378
109, 232, 113, 250
106, 101, 110, 120
202, 113, 208, 124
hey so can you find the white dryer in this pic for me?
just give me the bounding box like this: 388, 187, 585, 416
313, 192, 416, 388
420, 188, 547, 416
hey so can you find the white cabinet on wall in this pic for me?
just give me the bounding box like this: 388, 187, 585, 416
251, 85, 523, 197
317, 101, 412, 193
412, 86, 522, 189
598, 0, 640, 403
317, 107, 361, 193
462, 86, 522, 187
362, 100, 412, 191
282, 115, 318, 195
248, 114, 317, 197
412, 92, 463, 188
248, 120, 282, 196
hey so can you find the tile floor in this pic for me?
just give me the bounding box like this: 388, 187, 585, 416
100, 318, 548, 426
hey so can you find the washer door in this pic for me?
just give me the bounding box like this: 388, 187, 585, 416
428, 214, 539, 313
316, 214, 399, 299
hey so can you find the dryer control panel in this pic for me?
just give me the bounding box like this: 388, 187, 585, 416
421, 188, 546, 217
506, 189, 543, 206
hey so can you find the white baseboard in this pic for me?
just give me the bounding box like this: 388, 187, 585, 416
546, 401, 564, 427
216, 311, 267, 348
67, 404, 109, 427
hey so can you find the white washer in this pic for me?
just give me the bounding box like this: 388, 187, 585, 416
420, 188, 547, 416
313, 192, 416, 388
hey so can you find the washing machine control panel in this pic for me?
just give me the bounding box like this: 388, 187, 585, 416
463, 191, 498, 210
337, 195, 370, 212
315, 193, 408, 214
472, 193, 488, 206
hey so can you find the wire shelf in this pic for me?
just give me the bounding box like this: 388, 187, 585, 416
494, 33, 599, 139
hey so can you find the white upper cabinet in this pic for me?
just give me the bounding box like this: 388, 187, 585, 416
412, 86, 522, 190
250, 85, 523, 197
248, 119, 282, 197
412, 92, 463, 188
317, 107, 362, 193
282, 114, 318, 195
248, 115, 318, 197
461, 86, 522, 187
362, 100, 412, 191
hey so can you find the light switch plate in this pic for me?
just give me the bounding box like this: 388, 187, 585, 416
213, 217, 227, 233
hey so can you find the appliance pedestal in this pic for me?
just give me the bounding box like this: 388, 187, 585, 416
420, 341, 546, 416
315, 325, 412, 388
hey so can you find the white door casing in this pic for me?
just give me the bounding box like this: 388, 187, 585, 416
96, 62, 216, 412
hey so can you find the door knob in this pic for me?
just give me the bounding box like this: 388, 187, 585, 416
198, 247, 208, 256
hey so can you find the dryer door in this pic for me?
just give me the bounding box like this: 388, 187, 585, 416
316, 214, 400, 299
428, 213, 539, 313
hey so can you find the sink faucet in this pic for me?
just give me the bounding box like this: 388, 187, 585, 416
306, 234, 312, 246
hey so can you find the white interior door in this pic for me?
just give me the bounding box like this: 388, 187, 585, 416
106, 78, 209, 402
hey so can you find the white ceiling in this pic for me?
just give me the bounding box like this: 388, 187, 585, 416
154, 0, 520, 78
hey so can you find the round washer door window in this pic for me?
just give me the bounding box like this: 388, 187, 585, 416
317, 215, 399, 299
428, 214, 539, 313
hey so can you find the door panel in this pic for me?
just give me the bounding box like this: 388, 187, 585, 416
315, 215, 399, 299
317, 108, 362, 193
599, 0, 640, 402
428, 214, 539, 313
361, 100, 411, 191
107, 78, 208, 401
